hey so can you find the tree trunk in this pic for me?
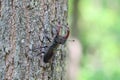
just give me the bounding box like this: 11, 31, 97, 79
0, 0, 68, 80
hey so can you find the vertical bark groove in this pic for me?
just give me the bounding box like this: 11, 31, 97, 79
5, 0, 16, 79
0, 0, 1, 17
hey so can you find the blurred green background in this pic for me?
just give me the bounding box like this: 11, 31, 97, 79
68, 0, 120, 80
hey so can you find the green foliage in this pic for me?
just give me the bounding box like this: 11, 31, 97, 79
69, 0, 120, 80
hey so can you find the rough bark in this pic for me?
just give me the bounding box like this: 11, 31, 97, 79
0, 0, 68, 80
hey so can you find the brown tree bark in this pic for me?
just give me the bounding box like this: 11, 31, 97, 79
0, 0, 68, 80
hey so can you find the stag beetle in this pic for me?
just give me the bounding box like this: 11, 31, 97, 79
33, 22, 70, 63
43, 22, 70, 63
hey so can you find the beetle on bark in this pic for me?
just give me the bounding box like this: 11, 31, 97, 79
43, 22, 70, 63
32, 22, 70, 63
